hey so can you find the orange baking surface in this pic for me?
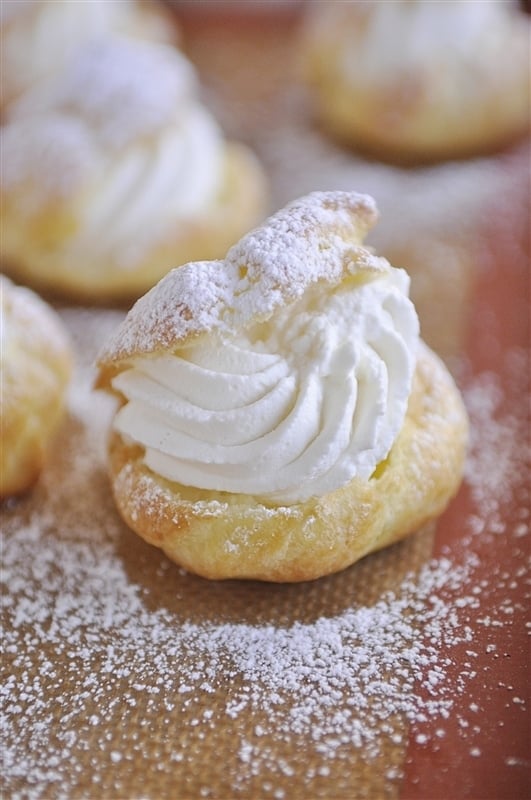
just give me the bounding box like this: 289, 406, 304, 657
400, 187, 530, 800
1, 4, 529, 800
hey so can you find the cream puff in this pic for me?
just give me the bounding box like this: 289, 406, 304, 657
0, 36, 268, 302
299, 0, 530, 162
0, 0, 178, 114
96, 191, 468, 582
0, 276, 72, 498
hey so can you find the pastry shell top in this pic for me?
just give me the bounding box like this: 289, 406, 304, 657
97, 191, 380, 373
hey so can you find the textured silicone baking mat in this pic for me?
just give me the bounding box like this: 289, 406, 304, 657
1, 6, 529, 800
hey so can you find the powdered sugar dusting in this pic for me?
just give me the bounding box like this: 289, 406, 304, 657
462, 350, 530, 541
1, 116, 99, 204
1, 11, 527, 796
1, 310, 528, 799
97, 190, 380, 364
10, 37, 197, 150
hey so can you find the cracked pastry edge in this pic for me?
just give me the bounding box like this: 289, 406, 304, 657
0, 276, 72, 497
96, 190, 379, 368
104, 343, 468, 582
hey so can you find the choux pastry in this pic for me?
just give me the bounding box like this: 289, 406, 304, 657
1, 276, 72, 498
97, 192, 468, 582
1, 36, 268, 302
299, 0, 530, 162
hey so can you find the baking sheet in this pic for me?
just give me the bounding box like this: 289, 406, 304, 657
1, 7, 529, 799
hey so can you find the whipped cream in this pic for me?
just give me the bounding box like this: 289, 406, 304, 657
2, 38, 225, 268
1, 0, 136, 100
70, 103, 223, 267
111, 264, 419, 504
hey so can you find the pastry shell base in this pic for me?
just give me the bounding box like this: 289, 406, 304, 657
106, 342, 468, 582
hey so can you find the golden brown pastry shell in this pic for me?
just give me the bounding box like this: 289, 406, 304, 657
0, 277, 72, 497
300, 10, 530, 164
307, 73, 530, 165
105, 343, 468, 582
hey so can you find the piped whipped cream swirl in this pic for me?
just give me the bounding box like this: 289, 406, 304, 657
1, 0, 174, 100
2, 37, 224, 268
111, 265, 419, 504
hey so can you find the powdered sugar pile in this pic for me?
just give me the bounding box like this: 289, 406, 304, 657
1, 310, 528, 799
0, 513, 476, 798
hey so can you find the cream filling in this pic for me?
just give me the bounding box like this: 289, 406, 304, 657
2, 104, 225, 270
111, 269, 419, 503
3, 36, 225, 269
70, 106, 224, 268
1, 1, 123, 97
